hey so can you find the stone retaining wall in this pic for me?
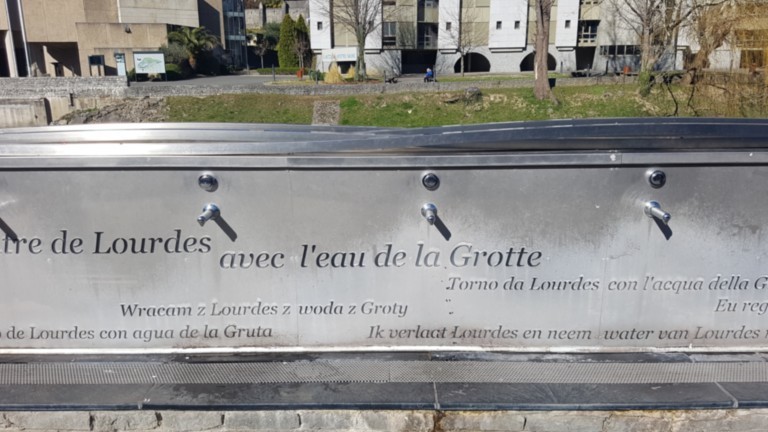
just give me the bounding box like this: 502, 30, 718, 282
0, 410, 766, 432
0, 77, 128, 99
0, 75, 631, 101
126, 76, 630, 98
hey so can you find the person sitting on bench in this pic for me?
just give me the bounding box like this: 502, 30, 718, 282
424, 68, 434, 83
386, 68, 399, 83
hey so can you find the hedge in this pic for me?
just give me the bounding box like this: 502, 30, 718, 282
255, 67, 308, 75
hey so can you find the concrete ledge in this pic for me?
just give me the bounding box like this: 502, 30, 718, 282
0, 410, 766, 432
0, 99, 49, 128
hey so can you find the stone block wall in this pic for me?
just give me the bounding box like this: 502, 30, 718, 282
0, 77, 128, 99
0, 410, 767, 432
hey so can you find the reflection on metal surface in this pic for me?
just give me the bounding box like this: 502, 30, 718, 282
421, 203, 438, 225
422, 173, 440, 191
645, 201, 671, 225
198, 173, 218, 192
197, 204, 220, 227
0, 120, 767, 354
647, 169, 667, 189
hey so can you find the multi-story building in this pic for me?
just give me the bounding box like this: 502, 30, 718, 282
309, 0, 765, 75
246, 0, 309, 29
0, 0, 247, 77
223, 0, 247, 68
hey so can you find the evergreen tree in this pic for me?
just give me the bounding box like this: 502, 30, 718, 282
277, 15, 298, 68
294, 15, 310, 70
168, 27, 219, 71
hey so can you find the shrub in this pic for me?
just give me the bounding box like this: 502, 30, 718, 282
254, 67, 307, 75
165, 64, 184, 80
159, 43, 188, 65
325, 62, 343, 84
126, 68, 149, 82
308, 70, 325, 81
196, 50, 227, 76
638, 71, 653, 96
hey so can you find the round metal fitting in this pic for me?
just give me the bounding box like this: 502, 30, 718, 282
647, 170, 666, 189
198, 173, 219, 192
422, 172, 440, 191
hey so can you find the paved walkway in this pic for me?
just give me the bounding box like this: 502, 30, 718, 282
131, 74, 275, 87
129, 71, 565, 88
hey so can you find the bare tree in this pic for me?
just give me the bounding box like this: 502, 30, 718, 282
534, 0, 557, 102
313, 0, 390, 81
441, 3, 484, 76
681, 0, 742, 84
608, 0, 730, 73
253, 31, 276, 69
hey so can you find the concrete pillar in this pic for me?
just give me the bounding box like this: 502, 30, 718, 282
3, 30, 18, 77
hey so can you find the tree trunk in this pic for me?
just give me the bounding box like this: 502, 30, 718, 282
640, 29, 654, 72
298, 55, 304, 80
356, 43, 366, 81
533, 0, 556, 102
461, 54, 465, 76
681, 49, 709, 85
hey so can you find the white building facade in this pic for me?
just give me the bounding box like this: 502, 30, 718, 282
308, 0, 655, 75
307, 0, 758, 75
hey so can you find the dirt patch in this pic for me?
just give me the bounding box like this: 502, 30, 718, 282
56, 97, 168, 125
312, 100, 341, 125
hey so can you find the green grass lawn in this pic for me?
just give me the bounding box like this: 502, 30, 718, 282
169, 94, 316, 124
166, 83, 763, 127
336, 85, 667, 127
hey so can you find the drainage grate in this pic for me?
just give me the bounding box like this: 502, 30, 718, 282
0, 360, 767, 385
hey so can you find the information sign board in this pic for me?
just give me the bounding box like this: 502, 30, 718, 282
133, 51, 166, 75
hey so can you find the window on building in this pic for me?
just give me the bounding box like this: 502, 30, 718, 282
383, 0, 396, 4
565, 20, 571, 29
599, 45, 640, 56
514, 21, 520, 29
317, 21, 323, 30
741, 50, 765, 68
446, 22, 452, 30
424, 0, 437, 7
383, 22, 397, 46
418, 22, 438, 49
496, 21, 502, 30
577, 20, 599, 43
